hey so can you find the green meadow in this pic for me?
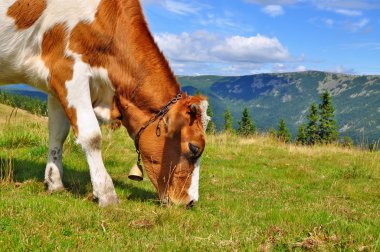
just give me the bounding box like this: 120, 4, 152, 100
0, 103, 379, 251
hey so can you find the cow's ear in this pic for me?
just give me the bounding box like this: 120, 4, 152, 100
189, 103, 198, 116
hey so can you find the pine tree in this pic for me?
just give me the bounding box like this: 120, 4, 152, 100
277, 118, 291, 143
206, 102, 217, 134
223, 108, 234, 133
268, 127, 277, 139
319, 90, 339, 144
306, 103, 320, 145
237, 107, 256, 136
296, 124, 307, 145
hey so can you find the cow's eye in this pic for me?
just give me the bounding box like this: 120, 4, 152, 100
188, 143, 200, 156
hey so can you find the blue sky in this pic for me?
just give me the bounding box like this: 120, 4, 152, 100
140, 0, 380, 76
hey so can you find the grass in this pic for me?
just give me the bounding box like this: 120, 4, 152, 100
1, 103, 380, 251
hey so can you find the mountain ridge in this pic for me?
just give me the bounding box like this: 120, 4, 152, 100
179, 71, 380, 143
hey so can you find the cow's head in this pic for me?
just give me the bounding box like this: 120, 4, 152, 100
115, 94, 209, 207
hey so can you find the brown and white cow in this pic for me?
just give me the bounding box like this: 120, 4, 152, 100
0, 0, 209, 207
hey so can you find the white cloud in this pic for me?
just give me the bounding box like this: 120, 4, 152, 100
334, 65, 356, 74
296, 65, 307, 72
335, 9, 362, 16
262, 5, 285, 17
141, 0, 202, 15
324, 18, 334, 27
345, 18, 369, 32
165, 0, 199, 15
211, 35, 291, 63
153, 31, 296, 75
342, 42, 380, 50
355, 18, 369, 27
198, 13, 239, 29
244, 0, 297, 5
154, 31, 216, 62
155, 32, 291, 64
310, 16, 370, 32
245, 0, 379, 13
310, 0, 377, 22
272, 63, 286, 72
312, 0, 378, 10
272, 64, 307, 73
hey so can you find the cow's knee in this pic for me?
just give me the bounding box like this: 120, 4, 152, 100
76, 130, 102, 152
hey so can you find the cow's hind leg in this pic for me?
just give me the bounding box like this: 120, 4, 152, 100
45, 95, 70, 192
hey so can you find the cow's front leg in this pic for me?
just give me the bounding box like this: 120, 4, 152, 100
45, 95, 70, 192
78, 128, 119, 207
50, 61, 118, 207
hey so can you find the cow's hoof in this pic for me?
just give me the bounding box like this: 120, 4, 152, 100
44, 180, 65, 193
97, 193, 119, 207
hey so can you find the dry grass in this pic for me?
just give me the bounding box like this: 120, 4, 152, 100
0, 151, 14, 183
0, 103, 47, 124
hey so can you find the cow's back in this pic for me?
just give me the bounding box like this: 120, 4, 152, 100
0, 0, 102, 90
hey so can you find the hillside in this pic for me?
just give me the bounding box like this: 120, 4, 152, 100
179, 71, 380, 143
2, 71, 380, 143
1, 104, 379, 250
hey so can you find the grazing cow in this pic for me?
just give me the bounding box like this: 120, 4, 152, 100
0, 0, 209, 207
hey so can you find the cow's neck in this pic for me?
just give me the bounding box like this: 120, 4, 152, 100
110, 0, 181, 135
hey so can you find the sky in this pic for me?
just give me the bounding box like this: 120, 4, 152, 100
140, 0, 380, 76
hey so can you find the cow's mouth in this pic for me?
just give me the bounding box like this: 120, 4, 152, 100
160, 195, 195, 209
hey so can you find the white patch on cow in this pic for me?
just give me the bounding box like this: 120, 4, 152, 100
65, 61, 95, 140
0, 0, 102, 88
199, 100, 210, 131
0, 2, 43, 85
41, 0, 101, 31
187, 100, 209, 202
25, 56, 50, 91
188, 158, 200, 202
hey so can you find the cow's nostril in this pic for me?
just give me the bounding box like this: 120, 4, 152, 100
186, 200, 195, 209
189, 143, 199, 156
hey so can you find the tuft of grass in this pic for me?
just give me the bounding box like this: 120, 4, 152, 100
0, 152, 14, 183
0, 104, 379, 251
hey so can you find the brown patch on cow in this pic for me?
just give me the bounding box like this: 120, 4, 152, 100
7, 0, 46, 29
89, 134, 102, 150
41, 24, 78, 135
48, 166, 53, 183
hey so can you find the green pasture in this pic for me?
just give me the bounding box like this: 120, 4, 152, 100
0, 104, 379, 251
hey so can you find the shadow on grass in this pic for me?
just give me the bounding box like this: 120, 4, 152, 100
0, 157, 157, 202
